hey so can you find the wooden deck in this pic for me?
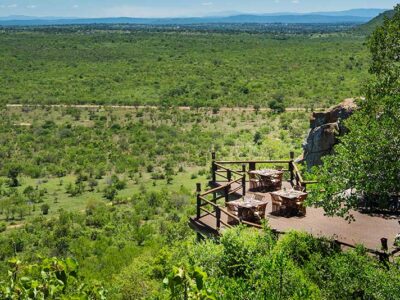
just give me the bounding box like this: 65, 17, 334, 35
190, 181, 400, 252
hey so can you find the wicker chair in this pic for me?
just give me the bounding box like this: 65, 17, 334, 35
271, 193, 283, 214
226, 202, 239, 225
264, 172, 283, 191
296, 201, 307, 216
292, 186, 307, 216
254, 203, 268, 221
249, 172, 262, 191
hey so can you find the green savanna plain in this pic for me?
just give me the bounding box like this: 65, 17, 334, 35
0, 30, 369, 107
2, 27, 397, 299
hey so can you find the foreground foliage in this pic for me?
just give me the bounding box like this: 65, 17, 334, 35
4, 221, 399, 299
156, 227, 400, 299
0, 257, 106, 299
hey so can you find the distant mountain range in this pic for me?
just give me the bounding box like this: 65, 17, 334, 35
308, 8, 387, 18
0, 8, 389, 26
355, 9, 395, 33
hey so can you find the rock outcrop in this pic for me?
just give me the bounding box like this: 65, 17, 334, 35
302, 99, 357, 169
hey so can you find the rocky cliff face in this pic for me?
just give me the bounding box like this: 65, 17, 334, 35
302, 99, 357, 169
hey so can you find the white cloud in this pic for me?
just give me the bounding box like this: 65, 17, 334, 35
27, 5, 37, 9
8, 4, 18, 8
73, 4, 79, 9
202, 2, 213, 6
292, 0, 300, 3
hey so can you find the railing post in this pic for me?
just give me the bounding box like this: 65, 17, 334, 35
227, 169, 232, 182
212, 151, 216, 161
216, 206, 221, 230
196, 183, 201, 219
211, 152, 216, 184
249, 162, 256, 171
380, 238, 389, 263
224, 185, 230, 203
290, 151, 295, 160
381, 238, 388, 251
289, 152, 295, 183
242, 164, 246, 196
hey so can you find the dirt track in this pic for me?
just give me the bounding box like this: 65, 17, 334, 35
6, 103, 325, 112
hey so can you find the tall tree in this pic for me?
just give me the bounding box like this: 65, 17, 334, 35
310, 5, 400, 219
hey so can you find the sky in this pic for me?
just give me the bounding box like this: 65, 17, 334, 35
0, 0, 398, 18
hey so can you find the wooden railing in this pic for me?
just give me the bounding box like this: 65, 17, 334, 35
211, 151, 317, 192
195, 151, 317, 233
196, 170, 265, 232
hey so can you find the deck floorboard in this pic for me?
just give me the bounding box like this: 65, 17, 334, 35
191, 181, 400, 252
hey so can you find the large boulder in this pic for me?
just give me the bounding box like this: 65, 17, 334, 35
303, 99, 357, 169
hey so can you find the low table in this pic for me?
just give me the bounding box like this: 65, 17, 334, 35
271, 190, 308, 216
226, 195, 268, 223
250, 169, 283, 177
249, 169, 284, 191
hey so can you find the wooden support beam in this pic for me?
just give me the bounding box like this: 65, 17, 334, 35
242, 164, 246, 196
289, 162, 294, 183
216, 206, 221, 230
381, 238, 388, 251
224, 185, 230, 203
196, 195, 201, 219
211, 152, 216, 183
196, 183, 201, 219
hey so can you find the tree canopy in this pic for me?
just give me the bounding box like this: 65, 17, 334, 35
311, 5, 400, 218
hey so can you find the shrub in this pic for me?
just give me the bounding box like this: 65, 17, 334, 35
0, 222, 6, 232
268, 99, 286, 114
0, 258, 106, 299
40, 203, 50, 215
103, 186, 118, 201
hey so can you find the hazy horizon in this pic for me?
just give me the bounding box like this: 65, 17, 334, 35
0, 0, 398, 18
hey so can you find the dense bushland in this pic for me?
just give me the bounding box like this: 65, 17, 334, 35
0, 107, 307, 179
0, 30, 369, 107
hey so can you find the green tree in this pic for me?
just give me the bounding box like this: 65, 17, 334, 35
7, 166, 21, 187
253, 131, 262, 145
103, 186, 118, 201
268, 99, 286, 114
368, 5, 400, 99
310, 6, 400, 218
41, 203, 50, 215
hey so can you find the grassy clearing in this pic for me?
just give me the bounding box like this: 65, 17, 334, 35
1, 166, 209, 226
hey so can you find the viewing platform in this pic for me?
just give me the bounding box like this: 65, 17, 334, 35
190, 152, 400, 258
